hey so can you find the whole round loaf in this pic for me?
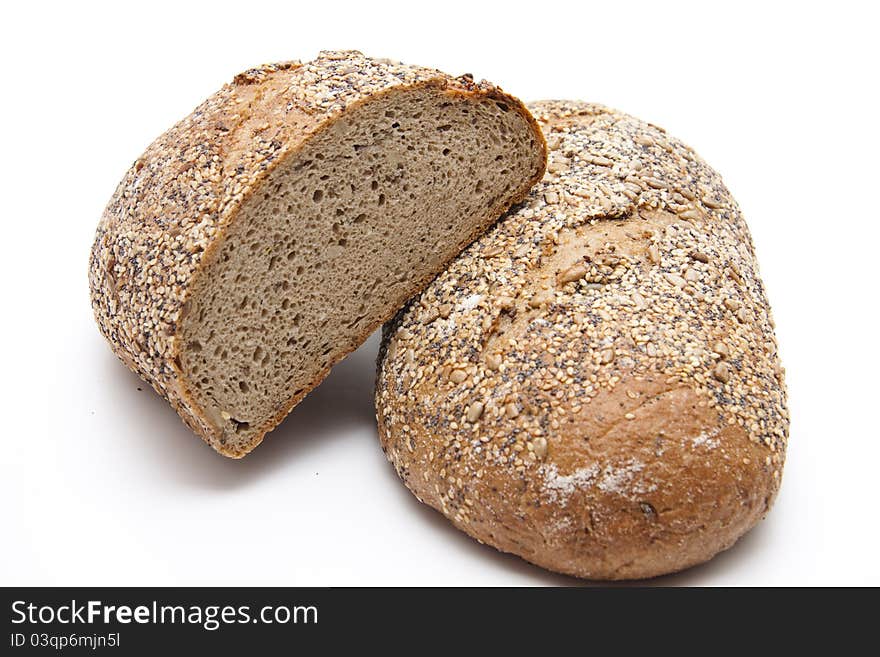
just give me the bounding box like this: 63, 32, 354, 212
375, 100, 789, 579
89, 51, 545, 457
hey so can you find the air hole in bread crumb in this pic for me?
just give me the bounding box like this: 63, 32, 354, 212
313, 189, 323, 202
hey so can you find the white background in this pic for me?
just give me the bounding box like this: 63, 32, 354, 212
2, 0, 878, 586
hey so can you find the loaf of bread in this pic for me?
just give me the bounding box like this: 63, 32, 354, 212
375, 100, 788, 579
89, 51, 546, 457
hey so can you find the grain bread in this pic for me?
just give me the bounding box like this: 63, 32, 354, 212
89, 51, 546, 458
375, 101, 789, 579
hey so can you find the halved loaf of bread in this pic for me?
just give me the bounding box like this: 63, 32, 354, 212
376, 101, 789, 579
89, 51, 547, 457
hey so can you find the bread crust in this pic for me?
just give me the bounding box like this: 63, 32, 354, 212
89, 51, 546, 457
375, 101, 788, 579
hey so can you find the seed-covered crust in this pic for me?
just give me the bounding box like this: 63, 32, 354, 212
376, 101, 789, 579
88, 50, 544, 454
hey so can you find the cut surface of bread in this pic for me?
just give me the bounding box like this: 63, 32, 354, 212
181, 85, 543, 452
375, 101, 789, 580
89, 51, 546, 457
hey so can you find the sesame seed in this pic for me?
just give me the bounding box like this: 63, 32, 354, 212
532, 436, 548, 460
449, 369, 468, 384
684, 268, 701, 282
713, 362, 731, 383
466, 401, 484, 423
665, 273, 687, 288
485, 353, 502, 370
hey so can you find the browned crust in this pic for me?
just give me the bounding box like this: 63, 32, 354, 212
88, 51, 547, 457
375, 100, 788, 579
